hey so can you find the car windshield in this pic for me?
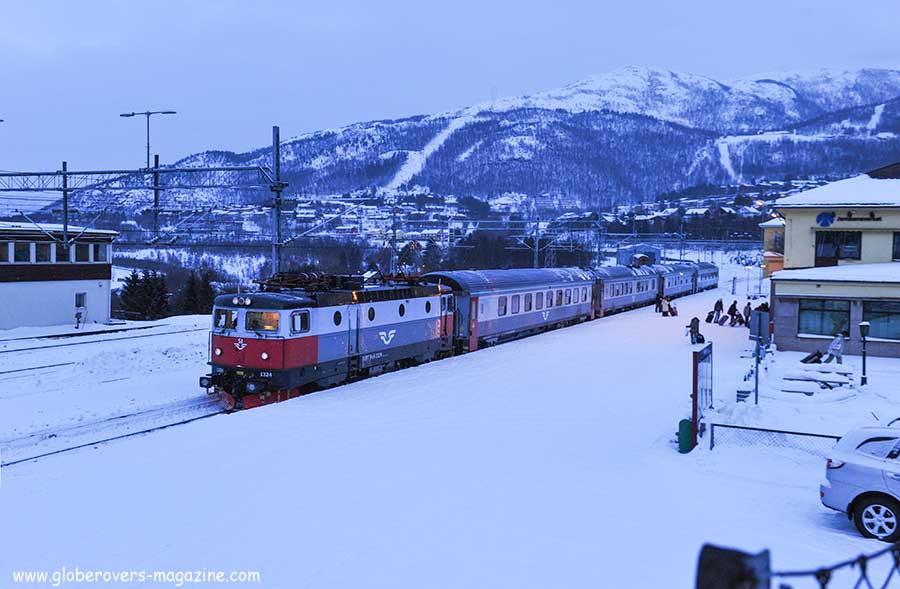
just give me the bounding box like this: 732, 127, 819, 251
246, 311, 279, 332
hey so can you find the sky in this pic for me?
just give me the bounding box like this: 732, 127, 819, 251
1, 0, 899, 172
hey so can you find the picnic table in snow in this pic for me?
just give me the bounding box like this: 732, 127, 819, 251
780, 364, 856, 395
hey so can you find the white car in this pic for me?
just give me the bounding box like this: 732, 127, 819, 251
821, 427, 900, 541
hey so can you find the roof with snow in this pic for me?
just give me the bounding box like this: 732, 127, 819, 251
772, 263, 900, 284
0, 221, 118, 241
776, 163, 900, 208
758, 217, 785, 228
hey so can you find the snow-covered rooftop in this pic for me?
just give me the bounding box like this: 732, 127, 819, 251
772, 262, 900, 283
758, 217, 785, 228
776, 164, 900, 208
0, 221, 118, 236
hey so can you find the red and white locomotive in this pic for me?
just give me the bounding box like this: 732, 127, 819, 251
201, 263, 719, 410
200, 273, 453, 410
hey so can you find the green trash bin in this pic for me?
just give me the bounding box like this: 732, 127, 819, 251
678, 418, 694, 454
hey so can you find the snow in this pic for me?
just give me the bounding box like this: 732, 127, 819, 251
758, 217, 785, 228
772, 262, 900, 283
385, 113, 475, 191
867, 104, 886, 131
4, 270, 900, 585
776, 173, 900, 208
0, 221, 118, 235
717, 139, 739, 182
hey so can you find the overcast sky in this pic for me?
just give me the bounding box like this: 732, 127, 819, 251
2, 0, 899, 171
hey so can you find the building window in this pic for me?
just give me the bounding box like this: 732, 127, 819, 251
0, 242, 8, 263
524, 293, 533, 312
75, 292, 87, 308
511, 295, 520, 314
863, 301, 900, 341
93, 243, 108, 262
75, 243, 90, 262
291, 311, 310, 333
498, 296, 507, 317
894, 233, 900, 260
815, 231, 861, 264
35, 243, 52, 263
14, 242, 30, 263
798, 299, 850, 336
535, 292, 543, 310
56, 243, 70, 263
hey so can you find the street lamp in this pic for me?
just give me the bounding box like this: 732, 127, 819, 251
119, 110, 176, 169
859, 321, 870, 386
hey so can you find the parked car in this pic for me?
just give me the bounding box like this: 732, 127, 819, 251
821, 427, 900, 541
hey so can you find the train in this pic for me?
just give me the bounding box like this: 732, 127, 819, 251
199, 261, 718, 410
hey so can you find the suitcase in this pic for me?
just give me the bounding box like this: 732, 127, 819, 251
670, 306, 678, 317
696, 334, 705, 344
717, 315, 729, 326
705, 311, 715, 323
800, 350, 823, 364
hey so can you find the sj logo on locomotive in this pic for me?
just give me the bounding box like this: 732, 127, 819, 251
234, 338, 248, 351
378, 330, 397, 345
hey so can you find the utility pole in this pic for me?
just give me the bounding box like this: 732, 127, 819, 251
119, 110, 176, 169
152, 154, 160, 238
61, 161, 69, 257
532, 219, 540, 268
271, 126, 283, 276
390, 206, 398, 275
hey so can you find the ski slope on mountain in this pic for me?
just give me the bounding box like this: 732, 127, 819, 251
4, 278, 898, 587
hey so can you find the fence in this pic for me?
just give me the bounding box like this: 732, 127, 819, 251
697, 542, 900, 588
708, 423, 841, 457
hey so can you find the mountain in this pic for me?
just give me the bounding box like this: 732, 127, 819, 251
101, 66, 900, 211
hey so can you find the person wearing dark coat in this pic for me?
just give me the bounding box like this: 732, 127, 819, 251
688, 316, 701, 344
727, 301, 738, 320
655, 295, 662, 313
743, 301, 752, 325
713, 299, 724, 322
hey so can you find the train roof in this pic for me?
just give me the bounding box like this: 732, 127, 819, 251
423, 268, 593, 295
215, 282, 450, 310
214, 292, 316, 310
589, 266, 656, 280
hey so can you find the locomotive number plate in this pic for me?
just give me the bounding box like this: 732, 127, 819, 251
259, 371, 273, 378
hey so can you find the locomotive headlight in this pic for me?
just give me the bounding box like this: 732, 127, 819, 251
244, 298, 252, 306
260, 352, 269, 360
199, 376, 212, 388
214, 347, 222, 356
246, 382, 259, 393
232, 297, 240, 305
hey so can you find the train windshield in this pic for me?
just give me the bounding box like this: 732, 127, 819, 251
246, 311, 280, 332
214, 309, 238, 330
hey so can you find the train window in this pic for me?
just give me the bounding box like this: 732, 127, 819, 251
524, 293, 532, 312
247, 311, 280, 332
440, 297, 446, 311
582, 287, 588, 301
426, 301, 432, 314
291, 311, 310, 333
214, 309, 238, 330
399, 303, 406, 317
368, 307, 376, 321
556, 290, 563, 306
565, 289, 571, 305
333, 311, 342, 326
498, 296, 508, 317
572, 289, 579, 303
546, 291, 553, 307
511, 295, 520, 314
535, 292, 544, 310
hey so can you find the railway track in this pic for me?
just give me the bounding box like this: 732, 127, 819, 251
0, 395, 225, 467
0, 327, 207, 355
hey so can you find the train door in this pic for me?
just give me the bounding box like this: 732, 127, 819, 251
468, 296, 479, 352
691, 271, 698, 294
595, 281, 603, 318
347, 304, 359, 356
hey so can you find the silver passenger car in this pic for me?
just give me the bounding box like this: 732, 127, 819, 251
821, 426, 900, 541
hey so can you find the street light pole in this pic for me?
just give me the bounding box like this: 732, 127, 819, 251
860, 321, 870, 386
119, 110, 176, 168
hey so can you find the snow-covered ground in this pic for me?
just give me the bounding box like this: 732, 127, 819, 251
3, 274, 899, 586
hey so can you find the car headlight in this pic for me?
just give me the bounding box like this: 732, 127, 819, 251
214, 347, 222, 356
261, 352, 269, 360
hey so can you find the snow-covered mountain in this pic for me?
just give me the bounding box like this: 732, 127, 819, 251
90, 66, 900, 211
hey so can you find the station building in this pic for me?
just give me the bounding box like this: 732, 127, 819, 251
770, 163, 900, 357
0, 222, 118, 330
